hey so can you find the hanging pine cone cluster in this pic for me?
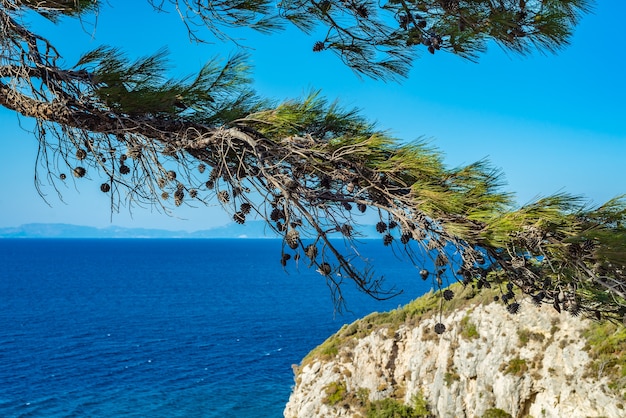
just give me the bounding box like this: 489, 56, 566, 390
174, 189, 184, 206
217, 190, 229, 203
286, 229, 300, 249
59, 173, 67, 180
240, 202, 251, 215
400, 233, 411, 244
305, 245, 318, 260
318, 262, 332, 276
166, 170, 177, 181
73, 167, 86, 178
419, 269, 429, 280
357, 203, 367, 213
119, 164, 130, 175
233, 212, 245, 224
189, 189, 198, 199
443, 289, 454, 301
280, 253, 291, 267
507, 302, 520, 314
383, 234, 393, 246
434, 323, 446, 334
75, 149, 87, 160
312, 41, 325, 52
375, 221, 387, 233
270, 208, 284, 222
100, 183, 111, 193
501, 291, 515, 304
198, 163, 206, 174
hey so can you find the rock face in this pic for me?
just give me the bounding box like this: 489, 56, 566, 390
284, 289, 625, 418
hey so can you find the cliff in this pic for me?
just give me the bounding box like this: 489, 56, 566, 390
284, 285, 626, 418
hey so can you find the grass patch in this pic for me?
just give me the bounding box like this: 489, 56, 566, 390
323, 381, 347, 406
501, 357, 528, 376
366, 392, 433, 418
582, 321, 626, 396
444, 371, 461, 386
517, 328, 546, 346
482, 408, 512, 418
460, 315, 479, 340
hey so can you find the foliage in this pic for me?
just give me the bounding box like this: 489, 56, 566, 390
323, 380, 347, 405
517, 328, 545, 346
481, 408, 513, 418
460, 315, 479, 340
501, 357, 528, 376
366, 393, 432, 418
148, 0, 593, 80
583, 321, 626, 396
1, 0, 625, 326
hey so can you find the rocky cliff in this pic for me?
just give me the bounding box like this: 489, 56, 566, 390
284, 285, 626, 418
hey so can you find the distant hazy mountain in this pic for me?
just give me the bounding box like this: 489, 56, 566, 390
0, 222, 281, 239
0, 221, 386, 239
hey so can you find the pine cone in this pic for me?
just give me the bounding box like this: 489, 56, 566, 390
318, 262, 332, 276
305, 245, 318, 260
240, 202, 252, 215
285, 229, 299, 249
73, 167, 86, 178
76, 149, 87, 160
383, 234, 393, 246
217, 190, 230, 203
233, 212, 245, 224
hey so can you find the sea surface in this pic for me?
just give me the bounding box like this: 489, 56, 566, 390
0, 239, 433, 417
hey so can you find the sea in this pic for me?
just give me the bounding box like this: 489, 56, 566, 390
0, 238, 434, 417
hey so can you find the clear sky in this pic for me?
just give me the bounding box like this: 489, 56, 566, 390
1, 1, 624, 232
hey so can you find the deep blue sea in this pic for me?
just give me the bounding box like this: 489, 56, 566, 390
0, 239, 432, 417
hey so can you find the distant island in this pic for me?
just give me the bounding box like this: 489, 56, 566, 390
0, 222, 278, 239
0, 222, 383, 239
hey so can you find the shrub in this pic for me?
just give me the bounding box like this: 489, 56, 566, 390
366, 394, 433, 418
460, 315, 479, 340
482, 408, 512, 418
583, 321, 626, 395
501, 358, 528, 376
323, 381, 347, 406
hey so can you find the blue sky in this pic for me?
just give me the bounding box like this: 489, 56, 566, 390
1, 1, 624, 232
